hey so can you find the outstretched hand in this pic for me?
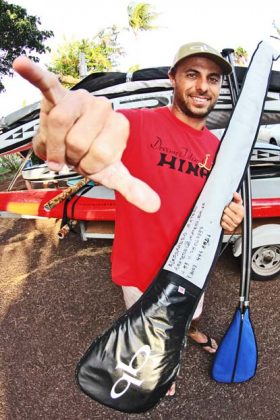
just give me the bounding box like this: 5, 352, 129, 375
12, 57, 161, 213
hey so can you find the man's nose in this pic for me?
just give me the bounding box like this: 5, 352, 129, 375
196, 77, 209, 92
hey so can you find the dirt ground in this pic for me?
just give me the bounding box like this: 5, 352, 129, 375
0, 178, 280, 419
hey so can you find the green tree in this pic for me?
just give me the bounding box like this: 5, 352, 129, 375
234, 47, 248, 66
125, 2, 160, 71
49, 26, 125, 87
127, 1, 159, 37
0, 0, 53, 92
49, 2, 160, 85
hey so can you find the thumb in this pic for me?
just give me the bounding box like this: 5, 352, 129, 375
90, 161, 161, 213
233, 191, 243, 205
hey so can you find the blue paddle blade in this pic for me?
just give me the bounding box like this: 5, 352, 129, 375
211, 308, 258, 383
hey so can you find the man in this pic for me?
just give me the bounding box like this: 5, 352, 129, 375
13, 42, 244, 396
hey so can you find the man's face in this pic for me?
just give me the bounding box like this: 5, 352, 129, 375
169, 56, 223, 120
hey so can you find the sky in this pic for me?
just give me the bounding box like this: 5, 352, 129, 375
0, 0, 280, 117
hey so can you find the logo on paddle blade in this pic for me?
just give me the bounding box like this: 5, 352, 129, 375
110, 345, 151, 399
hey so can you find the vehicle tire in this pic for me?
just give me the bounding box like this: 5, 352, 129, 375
269, 137, 277, 146
251, 244, 280, 281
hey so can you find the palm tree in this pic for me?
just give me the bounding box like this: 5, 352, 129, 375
127, 2, 159, 37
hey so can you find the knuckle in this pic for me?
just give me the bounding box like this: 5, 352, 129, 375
66, 134, 86, 156
85, 95, 114, 119
82, 95, 113, 115
73, 88, 92, 102
76, 162, 92, 176
78, 157, 103, 176
92, 142, 114, 164
223, 207, 230, 216
48, 108, 70, 127
93, 95, 112, 110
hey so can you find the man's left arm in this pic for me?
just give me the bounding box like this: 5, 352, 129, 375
221, 192, 244, 232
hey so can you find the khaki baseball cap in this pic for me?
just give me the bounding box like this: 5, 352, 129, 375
171, 42, 232, 75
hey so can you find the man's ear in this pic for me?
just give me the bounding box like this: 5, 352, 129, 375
168, 71, 175, 88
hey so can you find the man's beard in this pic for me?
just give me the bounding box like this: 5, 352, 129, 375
176, 95, 216, 119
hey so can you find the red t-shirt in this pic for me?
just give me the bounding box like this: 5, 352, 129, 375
111, 106, 220, 292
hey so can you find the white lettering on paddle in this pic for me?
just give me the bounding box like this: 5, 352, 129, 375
110, 345, 151, 399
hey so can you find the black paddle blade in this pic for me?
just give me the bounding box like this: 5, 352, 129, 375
76, 271, 201, 413
211, 307, 258, 383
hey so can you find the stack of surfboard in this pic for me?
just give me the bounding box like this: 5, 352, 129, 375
1, 66, 280, 157
0, 66, 279, 221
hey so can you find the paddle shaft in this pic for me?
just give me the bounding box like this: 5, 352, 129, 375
221, 50, 253, 312
211, 49, 260, 385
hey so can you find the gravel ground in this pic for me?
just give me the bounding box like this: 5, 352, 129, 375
0, 212, 280, 420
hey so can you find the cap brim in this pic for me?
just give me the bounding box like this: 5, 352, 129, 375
171, 51, 232, 75
197, 52, 232, 75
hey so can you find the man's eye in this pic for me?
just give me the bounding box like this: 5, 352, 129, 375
186, 72, 196, 79
209, 76, 220, 84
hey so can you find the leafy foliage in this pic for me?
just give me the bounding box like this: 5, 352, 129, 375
234, 47, 248, 66
127, 1, 159, 36
127, 64, 140, 73
48, 26, 125, 87
0, 153, 22, 172
48, 2, 160, 86
0, 0, 53, 92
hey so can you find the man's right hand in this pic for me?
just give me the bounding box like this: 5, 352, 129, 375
13, 57, 160, 213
